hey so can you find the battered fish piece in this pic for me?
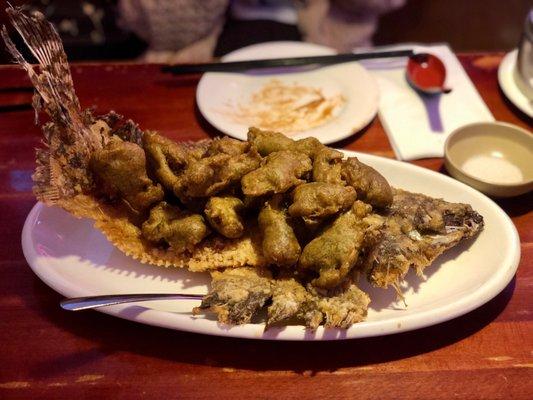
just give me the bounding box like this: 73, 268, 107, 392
341, 157, 393, 208
258, 196, 301, 266
206, 136, 249, 156
299, 201, 371, 288
194, 267, 273, 324
248, 127, 323, 158
365, 189, 484, 288
204, 196, 245, 239
241, 150, 312, 196
90, 136, 164, 212
142, 131, 190, 196
248, 127, 294, 156
289, 182, 357, 223
313, 147, 344, 184
181, 149, 261, 197
141, 202, 210, 253
292, 137, 324, 159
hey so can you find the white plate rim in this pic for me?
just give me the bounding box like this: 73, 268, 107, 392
21, 150, 521, 341
196, 41, 379, 144
498, 49, 533, 117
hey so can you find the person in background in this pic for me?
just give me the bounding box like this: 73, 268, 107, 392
118, 0, 406, 62
1, 0, 404, 63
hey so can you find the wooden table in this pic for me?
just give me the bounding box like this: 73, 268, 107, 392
0, 54, 531, 400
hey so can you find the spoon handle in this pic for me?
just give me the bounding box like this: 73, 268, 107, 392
60, 293, 204, 311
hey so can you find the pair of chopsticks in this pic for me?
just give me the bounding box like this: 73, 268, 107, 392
161, 49, 414, 74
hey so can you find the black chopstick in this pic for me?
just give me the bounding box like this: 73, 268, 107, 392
0, 103, 33, 113
161, 49, 414, 74
0, 86, 34, 93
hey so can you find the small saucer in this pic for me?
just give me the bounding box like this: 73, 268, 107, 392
444, 122, 533, 197
498, 49, 533, 117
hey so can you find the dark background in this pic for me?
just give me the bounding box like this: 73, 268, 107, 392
0, 0, 531, 63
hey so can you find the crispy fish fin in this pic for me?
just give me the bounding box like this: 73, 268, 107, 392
2, 6, 104, 203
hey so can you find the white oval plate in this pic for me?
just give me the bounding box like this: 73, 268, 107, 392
498, 49, 533, 117
22, 150, 520, 341
196, 41, 379, 144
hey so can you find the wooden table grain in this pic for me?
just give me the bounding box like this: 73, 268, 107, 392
0, 54, 531, 400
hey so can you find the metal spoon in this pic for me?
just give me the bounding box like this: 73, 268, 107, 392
61, 293, 204, 311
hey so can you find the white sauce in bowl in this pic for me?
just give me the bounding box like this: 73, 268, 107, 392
461, 154, 524, 184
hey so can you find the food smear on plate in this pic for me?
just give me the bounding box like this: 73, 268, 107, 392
221, 79, 346, 134
4, 7, 484, 330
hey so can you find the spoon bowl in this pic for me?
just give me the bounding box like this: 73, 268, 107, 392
407, 53, 451, 95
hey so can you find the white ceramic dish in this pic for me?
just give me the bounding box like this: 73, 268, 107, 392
22, 150, 520, 341
498, 49, 533, 117
444, 121, 533, 197
196, 41, 379, 144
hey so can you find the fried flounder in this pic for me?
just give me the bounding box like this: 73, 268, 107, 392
3, 7, 484, 329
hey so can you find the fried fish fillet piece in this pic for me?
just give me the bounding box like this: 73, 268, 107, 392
141, 202, 211, 253
312, 147, 344, 185
247, 127, 323, 158
206, 136, 250, 156
258, 196, 301, 267
142, 131, 191, 197
91, 136, 164, 212
241, 150, 312, 196
288, 182, 357, 223
204, 196, 246, 239
299, 201, 372, 288
195, 268, 370, 329
180, 149, 262, 197
341, 157, 393, 208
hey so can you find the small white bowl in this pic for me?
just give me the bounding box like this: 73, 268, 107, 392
444, 122, 533, 197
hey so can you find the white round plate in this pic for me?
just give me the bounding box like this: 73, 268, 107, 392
498, 49, 533, 117
196, 41, 379, 144
22, 150, 520, 341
